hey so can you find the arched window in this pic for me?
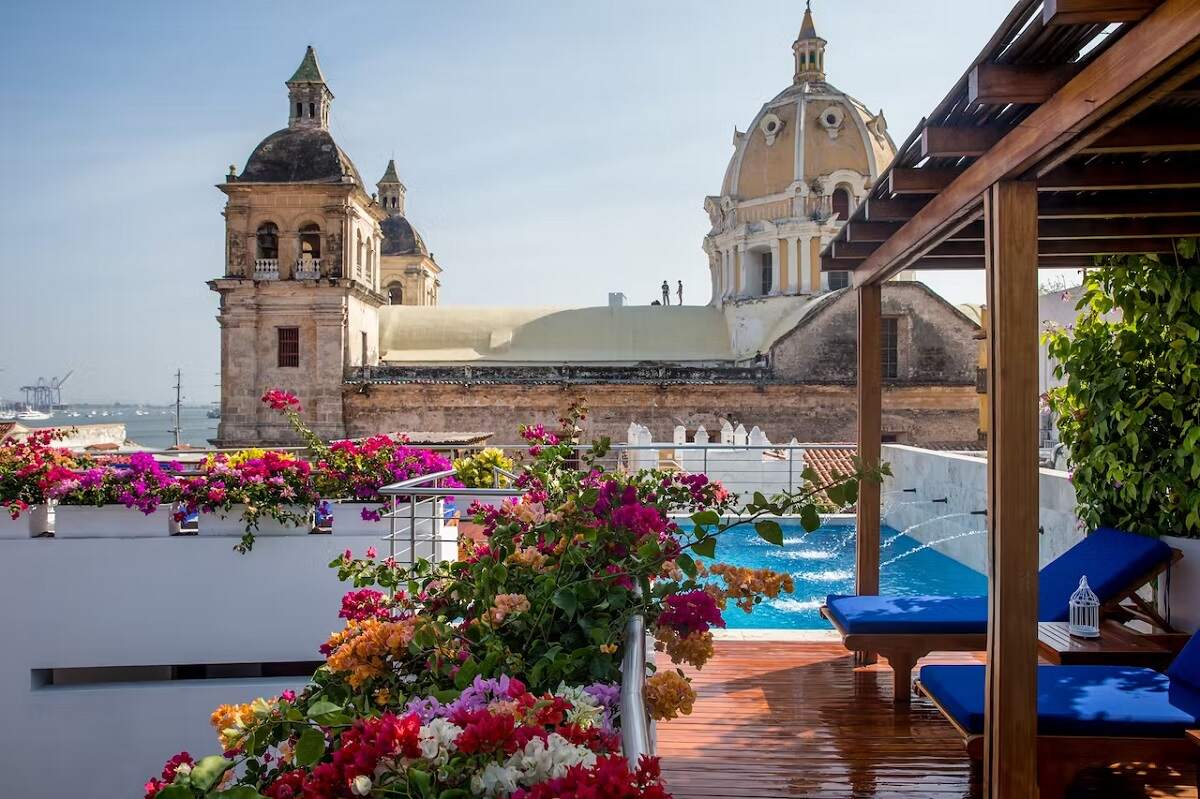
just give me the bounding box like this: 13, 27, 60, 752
256, 223, 279, 260
355, 232, 364, 276
308, 102, 315, 118
299, 223, 321, 261
387, 283, 404, 305
295, 102, 303, 119
831, 187, 852, 220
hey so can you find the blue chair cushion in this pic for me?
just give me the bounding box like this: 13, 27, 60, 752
1167, 631, 1200, 693
824, 527, 1173, 634
825, 594, 989, 634
919, 663, 1200, 737
1036, 527, 1172, 621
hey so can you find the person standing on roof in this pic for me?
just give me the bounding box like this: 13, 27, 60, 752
661, 280, 671, 306
677, 280, 683, 306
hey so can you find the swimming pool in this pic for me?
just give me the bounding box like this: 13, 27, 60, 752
677, 518, 987, 629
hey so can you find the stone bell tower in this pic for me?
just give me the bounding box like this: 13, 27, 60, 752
209, 47, 386, 446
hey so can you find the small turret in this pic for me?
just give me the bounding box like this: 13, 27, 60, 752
287, 46, 333, 130
792, 1, 827, 84
376, 159, 406, 216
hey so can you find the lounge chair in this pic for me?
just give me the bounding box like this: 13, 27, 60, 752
820, 527, 1180, 704
915, 632, 1200, 799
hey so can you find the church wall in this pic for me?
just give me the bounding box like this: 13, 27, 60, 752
342, 382, 979, 447
769, 282, 979, 385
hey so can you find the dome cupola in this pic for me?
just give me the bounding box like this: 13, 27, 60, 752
793, 2, 827, 84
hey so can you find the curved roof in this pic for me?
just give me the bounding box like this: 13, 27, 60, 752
720, 81, 896, 198
239, 127, 363, 186
381, 214, 427, 256
378, 306, 735, 365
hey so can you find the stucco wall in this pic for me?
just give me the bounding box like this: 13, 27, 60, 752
770, 283, 980, 386
344, 383, 979, 447
880, 445, 1082, 574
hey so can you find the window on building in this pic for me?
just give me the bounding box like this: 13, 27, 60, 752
882, 316, 899, 379
295, 102, 303, 119
308, 102, 315, 118
831, 187, 851, 220
277, 327, 300, 368
828, 270, 850, 290
387, 283, 404, 305
355, 233, 363, 277
361, 331, 368, 366
256, 223, 279, 260
299, 223, 321, 262
760, 252, 773, 296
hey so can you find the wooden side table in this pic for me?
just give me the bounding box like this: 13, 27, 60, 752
1037, 621, 1173, 668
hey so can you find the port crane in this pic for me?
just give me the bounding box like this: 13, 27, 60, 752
19, 371, 74, 409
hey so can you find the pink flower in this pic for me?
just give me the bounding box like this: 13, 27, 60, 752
365, 546, 377, 559
261, 388, 301, 412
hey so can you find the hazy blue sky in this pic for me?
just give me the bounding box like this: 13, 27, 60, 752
2, 1, 1025, 404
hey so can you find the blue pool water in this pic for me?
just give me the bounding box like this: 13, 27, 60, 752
677, 520, 988, 629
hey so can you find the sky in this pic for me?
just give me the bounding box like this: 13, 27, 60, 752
2, 0, 1032, 405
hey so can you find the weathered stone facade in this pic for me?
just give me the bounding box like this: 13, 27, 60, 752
342, 383, 978, 446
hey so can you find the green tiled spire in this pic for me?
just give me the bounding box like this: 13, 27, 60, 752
288, 46, 327, 84
379, 159, 401, 184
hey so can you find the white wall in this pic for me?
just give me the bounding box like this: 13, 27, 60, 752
880, 445, 1082, 573
0, 516, 450, 799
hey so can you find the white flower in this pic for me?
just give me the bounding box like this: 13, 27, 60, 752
350, 774, 373, 796
173, 763, 192, 778
552, 684, 603, 728
418, 718, 462, 765
470, 763, 520, 797
507, 734, 596, 785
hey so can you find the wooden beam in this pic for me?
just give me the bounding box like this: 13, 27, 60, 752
983, 180, 1040, 799
840, 236, 1175, 260
824, 255, 1099, 271
855, 283, 882, 670
969, 63, 1078, 105
1044, 0, 1161, 25
889, 168, 966, 195
1037, 215, 1200, 238
923, 118, 1200, 159
863, 196, 929, 222
1039, 189, 1200, 217
922, 126, 1004, 158
855, 0, 1200, 286
1041, 161, 1200, 190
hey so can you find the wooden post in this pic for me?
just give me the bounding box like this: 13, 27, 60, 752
856, 284, 883, 667
983, 181, 1040, 798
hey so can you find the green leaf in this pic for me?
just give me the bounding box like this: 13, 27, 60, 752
155, 787, 193, 799
211, 788, 267, 799
454, 657, 481, 690
690, 510, 720, 528
675, 552, 697, 578
755, 519, 784, 546
305, 700, 343, 722
800, 504, 821, 532
189, 755, 233, 792
438, 790, 471, 799
409, 768, 434, 798
692, 536, 716, 559
552, 587, 579, 617
295, 726, 325, 767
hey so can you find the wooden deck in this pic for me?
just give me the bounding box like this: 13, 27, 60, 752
655, 640, 1198, 799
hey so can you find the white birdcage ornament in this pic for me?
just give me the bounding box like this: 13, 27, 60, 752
1068, 576, 1100, 638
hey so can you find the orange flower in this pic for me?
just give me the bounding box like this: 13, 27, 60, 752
325, 617, 418, 688
707, 563, 795, 613
654, 626, 714, 669
645, 670, 696, 721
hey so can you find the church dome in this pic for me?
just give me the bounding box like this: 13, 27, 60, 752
718, 4, 895, 201
239, 126, 363, 186
381, 213, 428, 256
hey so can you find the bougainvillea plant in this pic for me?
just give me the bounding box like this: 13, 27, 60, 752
0, 427, 84, 519
145, 398, 881, 797
1044, 240, 1200, 537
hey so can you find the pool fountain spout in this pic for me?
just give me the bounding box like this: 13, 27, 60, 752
930, 497, 949, 504
970, 509, 987, 516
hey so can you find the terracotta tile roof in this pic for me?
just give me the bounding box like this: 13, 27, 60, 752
803, 447, 858, 492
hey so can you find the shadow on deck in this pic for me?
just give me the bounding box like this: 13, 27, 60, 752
655, 640, 1197, 799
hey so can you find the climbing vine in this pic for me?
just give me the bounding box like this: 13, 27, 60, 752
1044, 239, 1200, 537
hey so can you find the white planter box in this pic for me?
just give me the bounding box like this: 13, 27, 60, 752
53, 504, 173, 538
1162, 535, 1200, 634
326, 501, 387, 535
200, 505, 313, 537
0, 512, 30, 539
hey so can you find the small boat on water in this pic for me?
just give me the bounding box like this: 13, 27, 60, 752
0, 409, 15, 421
16, 408, 52, 421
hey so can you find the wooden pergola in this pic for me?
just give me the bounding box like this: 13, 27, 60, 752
821, 0, 1200, 795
